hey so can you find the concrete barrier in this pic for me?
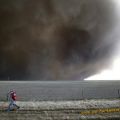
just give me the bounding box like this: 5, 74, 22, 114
0, 81, 120, 101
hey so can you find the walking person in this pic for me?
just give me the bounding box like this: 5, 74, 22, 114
7, 90, 20, 111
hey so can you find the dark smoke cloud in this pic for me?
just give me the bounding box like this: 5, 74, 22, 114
0, 0, 119, 80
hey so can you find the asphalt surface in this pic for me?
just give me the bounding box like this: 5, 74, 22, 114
0, 81, 120, 101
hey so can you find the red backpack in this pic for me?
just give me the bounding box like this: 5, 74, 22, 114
11, 91, 17, 100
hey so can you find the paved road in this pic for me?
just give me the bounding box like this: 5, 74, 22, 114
0, 81, 120, 101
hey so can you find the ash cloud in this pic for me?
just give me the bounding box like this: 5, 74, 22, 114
0, 0, 119, 80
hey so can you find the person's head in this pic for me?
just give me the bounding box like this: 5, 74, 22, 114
9, 90, 16, 93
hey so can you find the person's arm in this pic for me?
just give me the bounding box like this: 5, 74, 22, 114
7, 92, 10, 101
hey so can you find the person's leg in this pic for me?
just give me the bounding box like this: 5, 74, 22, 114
7, 101, 13, 111
13, 104, 20, 109
13, 101, 20, 109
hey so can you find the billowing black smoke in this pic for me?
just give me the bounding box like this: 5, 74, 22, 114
0, 0, 119, 80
